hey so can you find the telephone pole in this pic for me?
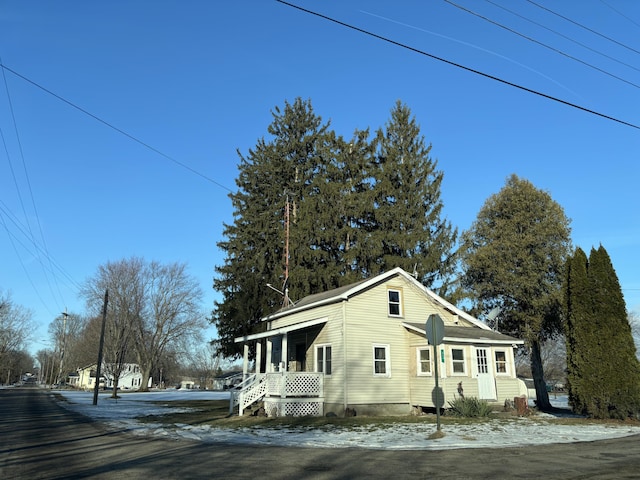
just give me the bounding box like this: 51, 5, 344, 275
56, 309, 69, 385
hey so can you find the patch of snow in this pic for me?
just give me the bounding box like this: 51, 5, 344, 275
55, 390, 640, 450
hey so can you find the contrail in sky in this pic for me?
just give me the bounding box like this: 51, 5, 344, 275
360, 10, 582, 99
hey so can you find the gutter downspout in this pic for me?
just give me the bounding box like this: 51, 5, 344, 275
342, 300, 348, 413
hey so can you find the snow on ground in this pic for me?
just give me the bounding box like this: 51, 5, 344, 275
54, 389, 640, 451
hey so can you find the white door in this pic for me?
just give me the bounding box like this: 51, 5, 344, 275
475, 348, 497, 400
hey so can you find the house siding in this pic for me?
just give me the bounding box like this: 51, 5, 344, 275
239, 268, 526, 417
341, 281, 412, 413
407, 327, 523, 409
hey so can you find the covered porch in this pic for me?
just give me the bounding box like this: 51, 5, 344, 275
232, 317, 327, 416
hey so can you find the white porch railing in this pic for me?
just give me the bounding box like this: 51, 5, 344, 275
230, 372, 324, 417
229, 374, 267, 416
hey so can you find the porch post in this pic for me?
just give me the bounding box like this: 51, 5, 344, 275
266, 338, 273, 372
255, 341, 262, 374
242, 344, 249, 381
281, 333, 288, 371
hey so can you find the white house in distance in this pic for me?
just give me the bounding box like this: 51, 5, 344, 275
232, 267, 525, 417
68, 363, 146, 391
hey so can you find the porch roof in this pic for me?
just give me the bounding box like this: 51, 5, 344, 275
234, 316, 328, 343
403, 322, 524, 346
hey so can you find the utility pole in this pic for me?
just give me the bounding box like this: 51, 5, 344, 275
56, 309, 69, 385
93, 290, 108, 405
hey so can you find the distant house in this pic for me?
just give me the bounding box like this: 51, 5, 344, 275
69, 363, 145, 391
213, 371, 243, 390
179, 379, 197, 389
232, 267, 525, 417
68, 365, 102, 390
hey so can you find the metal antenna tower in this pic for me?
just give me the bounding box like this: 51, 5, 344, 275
282, 193, 291, 308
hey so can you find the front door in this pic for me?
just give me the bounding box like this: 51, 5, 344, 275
475, 347, 497, 400
295, 343, 306, 371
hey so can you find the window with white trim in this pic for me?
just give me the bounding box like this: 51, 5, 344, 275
417, 347, 432, 375
373, 344, 390, 376
494, 350, 508, 374
451, 348, 466, 375
387, 289, 402, 317
316, 344, 332, 375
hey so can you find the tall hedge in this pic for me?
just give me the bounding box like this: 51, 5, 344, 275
564, 245, 640, 419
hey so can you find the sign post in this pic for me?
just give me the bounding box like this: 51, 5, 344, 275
425, 314, 445, 431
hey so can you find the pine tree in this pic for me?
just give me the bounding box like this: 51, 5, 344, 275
213, 98, 332, 357
294, 128, 374, 292
213, 99, 459, 357
365, 101, 458, 290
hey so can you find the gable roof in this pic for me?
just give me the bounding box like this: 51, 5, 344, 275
262, 267, 490, 330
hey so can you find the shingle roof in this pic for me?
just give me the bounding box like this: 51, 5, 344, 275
282, 278, 370, 311
262, 267, 491, 331
404, 322, 523, 344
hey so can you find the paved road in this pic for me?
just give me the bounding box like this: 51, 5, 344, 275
2, 386, 640, 479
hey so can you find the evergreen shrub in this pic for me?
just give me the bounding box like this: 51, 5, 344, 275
447, 397, 493, 417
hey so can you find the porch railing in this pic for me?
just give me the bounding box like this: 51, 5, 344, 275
230, 372, 323, 416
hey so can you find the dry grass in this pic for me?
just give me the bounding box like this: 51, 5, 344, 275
132, 400, 640, 431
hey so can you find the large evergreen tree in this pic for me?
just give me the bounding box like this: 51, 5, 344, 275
294, 128, 374, 292
460, 174, 572, 411
365, 101, 458, 288
564, 246, 640, 418
213, 98, 333, 357
563, 247, 591, 415
213, 99, 459, 358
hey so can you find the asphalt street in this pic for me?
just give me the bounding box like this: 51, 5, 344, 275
1, 386, 640, 479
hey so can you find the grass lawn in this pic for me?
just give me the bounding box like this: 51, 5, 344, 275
133, 399, 637, 430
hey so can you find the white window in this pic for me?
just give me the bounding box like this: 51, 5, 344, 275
494, 350, 508, 374
388, 289, 402, 317
451, 348, 466, 375
476, 348, 489, 374
316, 344, 332, 375
373, 344, 391, 376
417, 347, 432, 376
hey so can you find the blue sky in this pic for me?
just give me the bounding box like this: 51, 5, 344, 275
1, 1, 639, 356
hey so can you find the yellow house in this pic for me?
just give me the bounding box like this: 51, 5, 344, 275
233, 267, 524, 417
69, 364, 103, 390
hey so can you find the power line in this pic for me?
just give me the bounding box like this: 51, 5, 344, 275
0, 200, 82, 292
0, 210, 55, 317
1, 58, 66, 310
445, 0, 640, 90
275, 0, 640, 131
484, 0, 640, 74
0, 62, 234, 194
600, 0, 640, 30
0, 60, 235, 325
526, 0, 640, 56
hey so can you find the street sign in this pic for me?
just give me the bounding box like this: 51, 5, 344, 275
425, 313, 445, 433
425, 314, 444, 345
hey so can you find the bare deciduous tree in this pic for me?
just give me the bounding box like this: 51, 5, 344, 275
515, 336, 567, 388
0, 291, 35, 371
81, 258, 205, 394
81, 258, 145, 397
133, 261, 205, 391
47, 312, 87, 383
182, 341, 222, 390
